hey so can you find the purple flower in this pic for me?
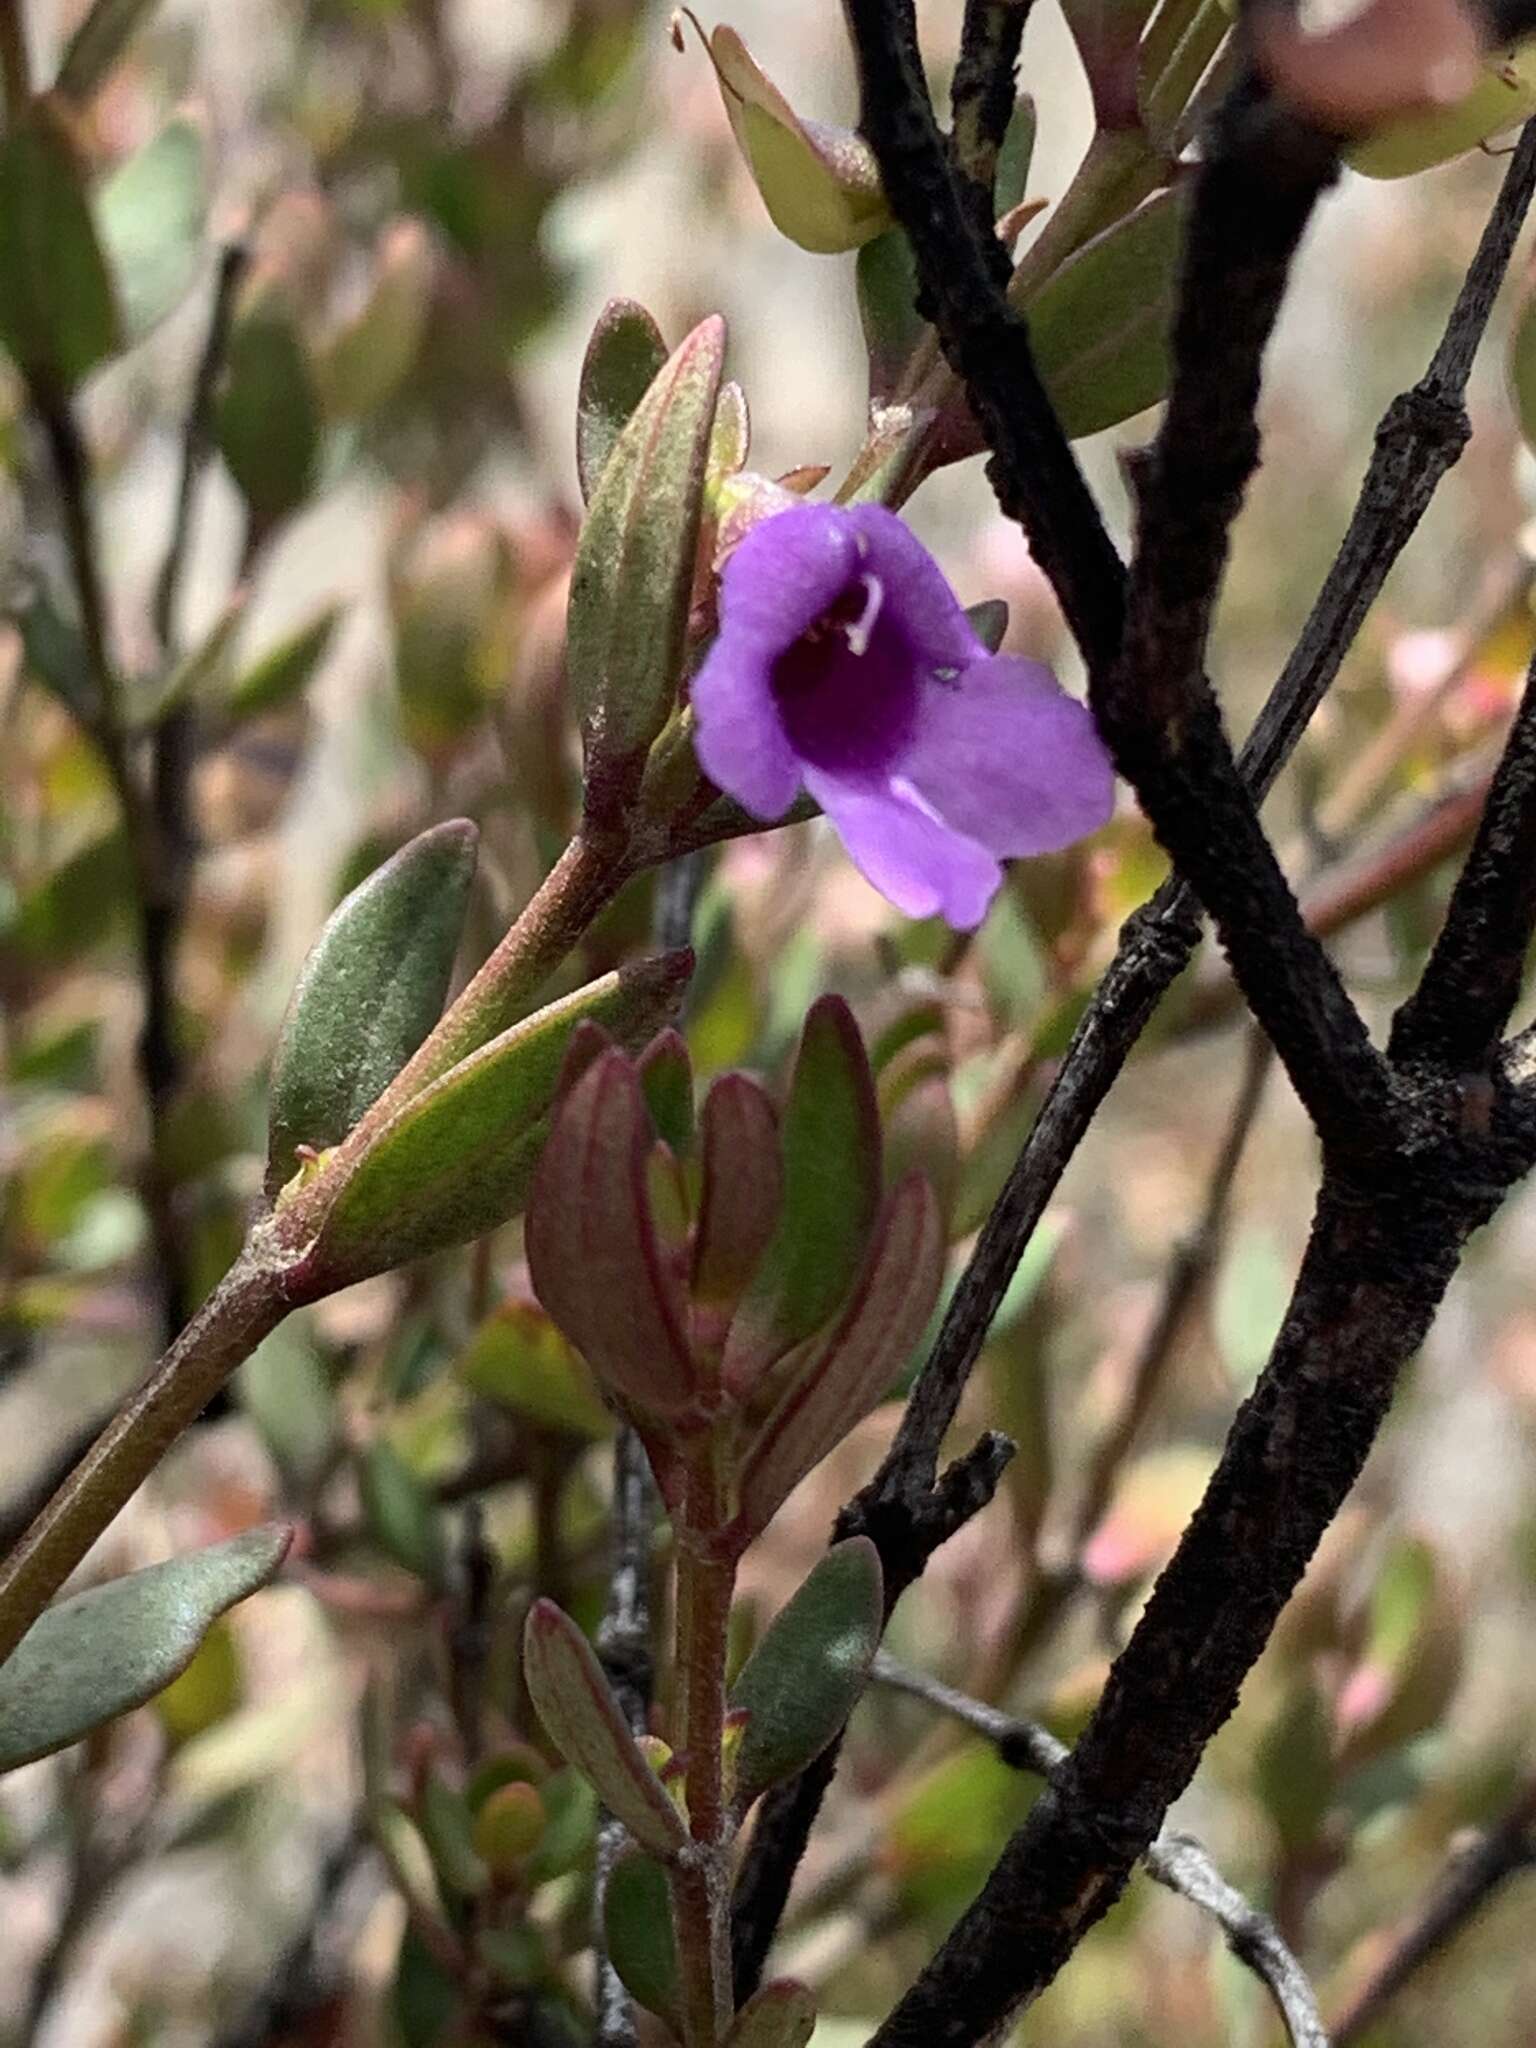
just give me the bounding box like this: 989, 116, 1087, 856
691, 502, 1115, 928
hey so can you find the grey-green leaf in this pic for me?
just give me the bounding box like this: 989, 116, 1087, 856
524, 1600, 688, 1858
729, 1538, 882, 1810
96, 115, 208, 340
576, 297, 668, 504
0, 103, 121, 389
604, 1849, 680, 2024
307, 951, 690, 1284
216, 295, 321, 543
0, 1525, 290, 1774
567, 315, 726, 801
1027, 184, 1186, 439
265, 820, 478, 1197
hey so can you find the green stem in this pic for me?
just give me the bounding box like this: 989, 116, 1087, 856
0, 1252, 293, 1664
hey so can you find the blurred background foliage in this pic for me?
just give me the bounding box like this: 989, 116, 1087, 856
3, 0, 1536, 2044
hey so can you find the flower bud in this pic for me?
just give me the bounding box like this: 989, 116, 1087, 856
472, 1780, 547, 1876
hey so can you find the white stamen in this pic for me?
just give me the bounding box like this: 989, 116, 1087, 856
842, 572, 884, 657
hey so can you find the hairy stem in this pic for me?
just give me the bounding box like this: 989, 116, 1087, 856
671, 1455, 737, 2047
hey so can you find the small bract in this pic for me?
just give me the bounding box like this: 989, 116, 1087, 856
691, 503, 1114, 928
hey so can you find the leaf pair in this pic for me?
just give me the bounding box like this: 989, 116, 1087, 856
525, 995, 944, 1542
264, 820, 691, 1285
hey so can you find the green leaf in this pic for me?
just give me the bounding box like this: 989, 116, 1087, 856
856, 228, 925, 400
1256, 1679, 1334, 1855
566, 315, 725, 804
0, 102, 120, 389
576, 297, 668, 504
523, 1600, 688, 1858
709, 26, 891, 254
134, 594, 247, 728
55, 0, 162, 101
728, 1538, 882, 1810
725, 1981, 817, 2048
458, 1300, 614, 1440
311, 953, 690, 1284
995, 96, 1037, 216
0, 1525, 290, 1773
360, 1439, 446, 1585
637, 1028, 695, 1153
603, 1849, 680, 2024
265, 819, 479, 1197
9, 829, 132, 965
1349, 42, 1536, 178
1063, 0, 1158, 127
1510, 284, 1536, 456
96, 115, 207, 339
964, 599, 1009, 654
16, 586, 95, 725
315, 218, 434, 419
724, 996, 882, 1382
420, 1773, 489, 1896
236, 1320, 336, 1486
1027, 184, 1186, 439
216, 292, 321, 543
220, 604, 341, 724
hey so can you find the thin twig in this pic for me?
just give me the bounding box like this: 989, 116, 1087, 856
1331, 1775, 1536, 2045
137, 245, 251, 1343
870, 1653, 1329, 2048
1390, 641, 1536, 1065
152, 245, 249, 654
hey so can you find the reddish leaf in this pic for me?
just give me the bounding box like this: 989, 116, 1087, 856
526, 1050, 699, 1419
738, 1174, 941, 1535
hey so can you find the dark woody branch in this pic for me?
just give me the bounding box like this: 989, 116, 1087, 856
1089, 73, 1392, 1151
730, 112, 1536, 1995
1389, 647, 1536, 1066
870, 1653, 1329, 2048
832, 27, 1536, 2045
949, 0, 1034, 201
842, 0, 1127, 668
730, 1432, 1013, 2000
847, 0, 1392, 1156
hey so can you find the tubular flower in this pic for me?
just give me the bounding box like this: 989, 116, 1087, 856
691, 502, 1115, 928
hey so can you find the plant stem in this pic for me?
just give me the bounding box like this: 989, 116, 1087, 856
323, 829, 629, 1175
0, 1250, 294, 1663
669, 1457, 737, 2047
0, 824, 639, 1668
